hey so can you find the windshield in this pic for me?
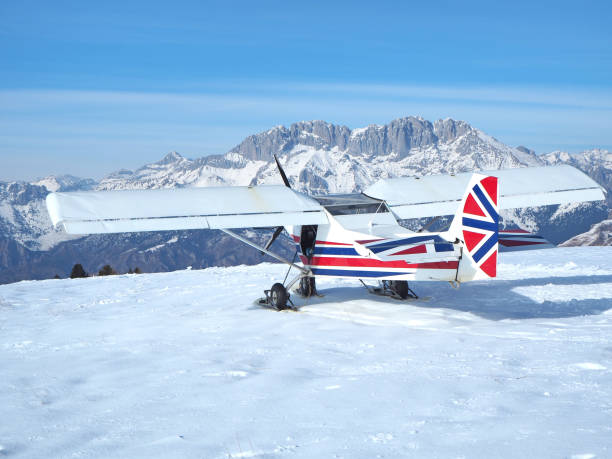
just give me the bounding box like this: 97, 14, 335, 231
312, 193, 389, 216
325, 202, 388, 215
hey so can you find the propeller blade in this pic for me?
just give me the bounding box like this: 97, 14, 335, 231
274, 154, 291, 188
264, 226, 284, 251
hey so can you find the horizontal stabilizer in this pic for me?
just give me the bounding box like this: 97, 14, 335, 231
47, 185, 328, 234
498, 229, 555, 252
364, 165, 605, 219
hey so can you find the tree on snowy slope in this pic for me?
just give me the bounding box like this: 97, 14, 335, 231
70, 263, 87, 278
98, 265, 117, 276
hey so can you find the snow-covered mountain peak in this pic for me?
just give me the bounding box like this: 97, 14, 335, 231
544, 150, 576, 163
97, 151, 197, 190
543, 148, 611, 165
34, 176, 66, 193
85, 116, 555, 195
33, 174, 96, 193
516, 145, 537, 156
350, 123, 383, 137
158, 151, 187, 165
582, 149, 612, 167
432, 118, 472, 143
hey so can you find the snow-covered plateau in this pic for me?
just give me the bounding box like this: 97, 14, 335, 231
1, 248, 612, 458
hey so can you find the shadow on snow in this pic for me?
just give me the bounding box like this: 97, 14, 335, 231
287, 273, 612, 321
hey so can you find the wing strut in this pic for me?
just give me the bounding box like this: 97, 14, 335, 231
220, 229, 309, 274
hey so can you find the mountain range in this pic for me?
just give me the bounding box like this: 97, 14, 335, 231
1, 116, 610, 284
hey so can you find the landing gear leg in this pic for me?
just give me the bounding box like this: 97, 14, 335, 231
298, 276, 317, 298
389, 280, 418, 299
362, 280, 418, 300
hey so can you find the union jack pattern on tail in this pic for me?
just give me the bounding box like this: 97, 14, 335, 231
460, 175, 499, 277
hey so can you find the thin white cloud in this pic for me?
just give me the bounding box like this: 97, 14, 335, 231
222, 81, 612, 110
2, 82, 612, 111
1, 83, 611, 180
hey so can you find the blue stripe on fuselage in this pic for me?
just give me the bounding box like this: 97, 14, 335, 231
311, 268, 412, 277
368, 235, 443, 253
313, 247, 360, 256
434, 243, 454, 252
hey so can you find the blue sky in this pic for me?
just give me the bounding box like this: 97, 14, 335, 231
1, 0, 611, 180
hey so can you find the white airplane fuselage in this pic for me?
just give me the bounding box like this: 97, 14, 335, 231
287, 207, 462, 283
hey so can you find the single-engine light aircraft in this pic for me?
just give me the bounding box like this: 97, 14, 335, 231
46, 159, 605, 309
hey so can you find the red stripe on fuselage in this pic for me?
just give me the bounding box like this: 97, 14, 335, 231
315, 240, 353, 246
305, 256, 458, 270
355, 238, 386, 244
392, 244, 427, 255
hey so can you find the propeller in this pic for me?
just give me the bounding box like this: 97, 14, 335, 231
261, 155, 290, 253
264, 225, 284, 251
274, 154, 291, 188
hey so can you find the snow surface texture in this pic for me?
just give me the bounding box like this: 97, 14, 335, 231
1, 248, 612, 458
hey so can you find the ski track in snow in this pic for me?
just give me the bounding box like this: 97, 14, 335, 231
1, 247, 612, 458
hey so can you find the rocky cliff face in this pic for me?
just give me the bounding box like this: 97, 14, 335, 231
92, 117, 541, 194
1, 116, 610, 283
561, 218, 612, 246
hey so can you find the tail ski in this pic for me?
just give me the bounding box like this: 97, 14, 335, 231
446, 173, 499, 281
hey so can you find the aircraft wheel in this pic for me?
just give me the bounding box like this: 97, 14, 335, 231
390, 280, 409, 299
270, 283, 288, 310
300, 276, 316, 297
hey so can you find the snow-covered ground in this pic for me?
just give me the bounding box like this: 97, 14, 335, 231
1, 248, 612, 458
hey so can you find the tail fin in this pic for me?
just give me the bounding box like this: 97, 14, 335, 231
447, 173, 499, 281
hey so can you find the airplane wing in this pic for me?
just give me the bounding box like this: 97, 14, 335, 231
364, 165, 606, 219
47, 185, 328, 234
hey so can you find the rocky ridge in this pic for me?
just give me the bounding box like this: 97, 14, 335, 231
561, 216, 612, 247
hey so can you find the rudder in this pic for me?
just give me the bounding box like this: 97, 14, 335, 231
446, 173, 499, 281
